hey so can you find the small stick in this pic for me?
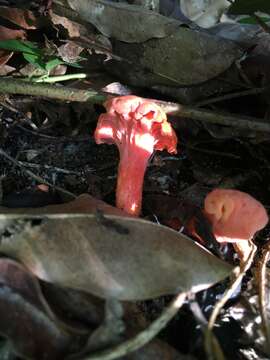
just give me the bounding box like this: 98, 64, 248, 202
1, 78, 270, 133
195, 87, 269, 107
18, 161, 82, 175
0, 148, 76, 199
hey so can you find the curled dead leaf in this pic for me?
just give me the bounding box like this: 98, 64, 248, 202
0, 258, 84, 359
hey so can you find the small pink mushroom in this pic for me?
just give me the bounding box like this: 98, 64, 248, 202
204, 189, 269, 261
94, 95, 178, 216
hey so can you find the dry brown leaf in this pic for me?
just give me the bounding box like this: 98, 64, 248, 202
67, 0, 181, 43
0, 25, 25, 66
107, 27, 242, 86
0, 210, 232, 300
50, 12, 82, 38
0, 258, 83, 359
57, 41, 84, 63
0, 7, 37, 30
0, 64, 15, 75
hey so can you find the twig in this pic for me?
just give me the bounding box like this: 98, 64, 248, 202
1, 78, 270, 133
18, 161, 82, 175
195, 87, 269, 107
0, 148, 76, 199
204, 241, 257, 360
157, 101, 270, 133
257, 241, 270, 353
29, 73, 87, 83
16, 125, 91, 142
0, 77, 107, 103
81, 292, 187, 360
186, 144, 241, 160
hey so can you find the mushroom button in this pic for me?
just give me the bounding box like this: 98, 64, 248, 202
204, 189, 269, 261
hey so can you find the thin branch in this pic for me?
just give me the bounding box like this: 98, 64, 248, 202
195, 87, 269, 107
18, 161, 82, 175
157, 101, 270, 133
0, 77, 107, 103
0, 148, 76, 199
30, 73, 87, 83
1, 78, 270, 133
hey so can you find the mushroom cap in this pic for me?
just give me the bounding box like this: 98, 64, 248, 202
204, 189, 268, 243
94, 95, 177, 154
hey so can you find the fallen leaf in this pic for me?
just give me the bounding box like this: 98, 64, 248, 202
0, 258, 84, 359
0, 6, 37, 30
181, 0, 230, 28
0, 64, 15, 75
0, 212, 233, 300
0, 25, 25, 66
41, 281, 104, 327
50, 11, 81, 38
57, 41, 84, 63
67, 0, 181, 42
106, 27, 242, 86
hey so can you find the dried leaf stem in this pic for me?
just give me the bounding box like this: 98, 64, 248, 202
0, 148, 76, 199
0, 78, 270, 132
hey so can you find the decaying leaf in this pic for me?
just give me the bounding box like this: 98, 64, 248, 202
181, 0, 230, 28
0, 6, 37, 66
50, 11, 82, 38
0, 258, 83, 359
0, 6, 38, 30
0, 64, 15, 75
57, 41, 84, 63
106, 27, 242, 86
0, 25, 25, 66
41, 281, 104, 327
67, 0, 181, 42
0, 212, 233, 301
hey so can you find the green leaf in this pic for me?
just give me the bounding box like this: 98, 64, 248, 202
229, 0, 270, 15
238, 15, 270, 24
45, 57, 64, 72
0, 39, 41, 55
23, 52, 46, 70
66, 61, 83, 69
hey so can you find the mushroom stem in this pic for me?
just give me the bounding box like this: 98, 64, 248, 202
94, 96, 178, 216
116, 147, 151, 216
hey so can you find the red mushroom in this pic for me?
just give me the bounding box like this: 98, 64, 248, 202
94, 95, 178, 216
204, 189, 269, 261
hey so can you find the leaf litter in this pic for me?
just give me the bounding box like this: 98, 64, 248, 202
0, 0, 270, 359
